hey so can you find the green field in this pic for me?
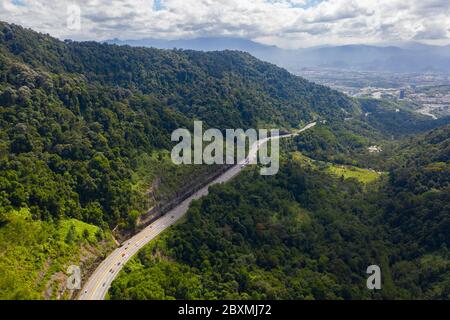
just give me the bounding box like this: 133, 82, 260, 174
291, 151, 382, 184
326, 165, 382, 184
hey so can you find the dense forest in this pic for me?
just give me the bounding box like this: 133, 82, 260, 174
0, 21, 448, 299
0, 21, 363, 298
0, 21, 364, 229
110, 125, 449, 300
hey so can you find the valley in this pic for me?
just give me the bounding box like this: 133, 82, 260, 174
0, 21, 448, 301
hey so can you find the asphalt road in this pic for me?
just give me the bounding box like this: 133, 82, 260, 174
78, 122, 316, 300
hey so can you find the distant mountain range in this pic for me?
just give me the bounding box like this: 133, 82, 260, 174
107, 38, 450, 73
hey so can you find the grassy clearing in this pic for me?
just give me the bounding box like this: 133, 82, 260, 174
58, 219, 102, 244
290, 151, 382, 184
291, 151, 317, 168
326, 164, 381, 184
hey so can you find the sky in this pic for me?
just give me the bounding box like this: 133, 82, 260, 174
1, 0, 450, 48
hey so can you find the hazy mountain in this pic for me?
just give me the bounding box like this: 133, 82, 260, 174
108, 37, 277, 52
107, 38, 450, 73
396, 41, 450, 56
295, 44, 450, 72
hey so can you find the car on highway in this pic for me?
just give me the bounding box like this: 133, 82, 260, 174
240, 159, 250, 168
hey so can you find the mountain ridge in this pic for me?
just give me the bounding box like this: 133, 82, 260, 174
106, 37, 450, 73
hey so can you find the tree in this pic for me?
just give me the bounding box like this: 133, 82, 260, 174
65, 225, 76, 244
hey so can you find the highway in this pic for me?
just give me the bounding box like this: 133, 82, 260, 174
78, 122, 316, 300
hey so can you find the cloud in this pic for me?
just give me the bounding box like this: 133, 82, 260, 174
304, 0, 374, 24
413, 21, 449, 40
0, 0, 449, 47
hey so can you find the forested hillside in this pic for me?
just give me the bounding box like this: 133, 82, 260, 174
110, 125, 449, 300
0, 21, 364, 232
0, 21, 447, 299
0, 22, 362, 299
0, 22, 360, 130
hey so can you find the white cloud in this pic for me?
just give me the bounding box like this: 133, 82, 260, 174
0, 0, 449, 47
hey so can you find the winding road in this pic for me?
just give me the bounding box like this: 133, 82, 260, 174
78, 122, 316, 300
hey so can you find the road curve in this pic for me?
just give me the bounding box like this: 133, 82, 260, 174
78, 122, 316, 300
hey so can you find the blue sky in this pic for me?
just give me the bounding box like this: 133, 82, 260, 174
1, 0, 449, 48
11, 0, 25, 6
